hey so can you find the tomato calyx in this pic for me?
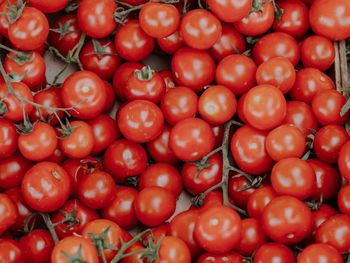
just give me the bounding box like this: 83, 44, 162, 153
134, 65, 155, 81
14, 115, 34, 134
52, 202, 81, 232
7, 51, 34, 65
270, 0, 284, 22
50, 18, 77, 40
86, 226, 118, 261
305, 195, 323, 211
83, 39, 118, 59
61, 244, 88, 263
3, 0, 26, 24
24, 212, 60, 243
57, 119, 78, 139
65, 1, 80, 13
0, 100, 8, 117
250, 0, 269, 14
125, 175, 140, 188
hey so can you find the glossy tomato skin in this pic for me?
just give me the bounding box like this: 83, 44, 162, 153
21, 162, 71, 212
0, 119, 18, 159
311, 204, 337, 237
102, 81, 115, 113
298, 244, 343, 263
207, 0, 252, 22
156, 236, 191, 263
338, 185, 350, 216
29, 0, 68, 13
197, 252, 243, 263
247, 186, 277, 219
170, 118, 215, 162
0, 193, 18, 235
262, 196, 313, 244
253, 243, 296, 263
157, 30, 185, 54
0, 0, 17, 38
77, 0, 117, 38
338, 141, 350, 181
0, 239, 23, 263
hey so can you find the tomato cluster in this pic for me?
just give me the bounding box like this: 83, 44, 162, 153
0, 0, 350, 262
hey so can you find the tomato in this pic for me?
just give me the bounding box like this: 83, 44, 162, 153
122, 0, 146, 5
134, 186, 176, 227
157, 30, 185, 54
301, 35, 335, 71
169, 209, 202, 258
339, 141, 350, 181
0, 239, 23, 263
262, 196, 313, 244
194, 206, 241, 254
309, 0, 350, 40
143, 223, 169, 244
4, 51, 45, 91
298, 243, 343, 263
198, 85, 237, 125
21, 162, 71, 212
51, 236, 98, 263
256, 57, 296, 94
156, 236, 191, 263
180, 9, 221, 50
197, 252, 243, 263
50, 14, 82, 57
247, 186, 277, 219
102, 186, 139, 229
80, 39, 122, 81
88, 115, 118, 154
289, 68, 335, 103
8, 7, 49, 50
338, 185, 350, 216
315, 214, 350, 253
212, 125, 225, 148
19, 229, 54, 263
77, 0, 117, 38
159, 70, 176, 91
0, 0, 17, 38
182, 153, 222, 195
0, 119, 17, 159
236, 218, 267, 256
237, 93, 248, 123
253, 243, 296, 263
18, 122, 57, 161
118, 100, 164, 143
266, 124, 306, 161
59, 121, 94, 159
0, 82, 33, 122
139, 2, 179, 38
125, 66, 166, 103
271, 158, 316, 200
200, 191, 226, 211
252, 32, 300, 65
120, 242, 147, 263
209, 23, 246, 62
170, 118, 215, 162
230, 125, 274, 175
207, 0, 252, 22
103, 139, 148, 182
313, 89, 348, 126
234, 0, 274, 36
283, 101, 319, 135
171, 47, 215, 92
61, 70, 106, 120
0, 193, 18, 236
308, 159, 341, 201
114, 20, 154, 61
29, 0, 68, 13
244, 84, 287, 130
216, 54, 257, 96
310, 204, 337, 239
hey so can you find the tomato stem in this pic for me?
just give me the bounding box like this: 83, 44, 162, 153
40, 213, 60, 244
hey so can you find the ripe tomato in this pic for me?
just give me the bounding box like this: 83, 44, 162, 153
0, 193, 18, 236
29, 0, 68, 13
243, 84, 287, 130
170, 118, 215, 162
51, 236, 98, 263
339, 141, 350, 181
0, 0, 17, 38
298, 244, 343, 263
301, 35, 335, 71
252, 32, 300, 65
134, 186, 176, 227
120, 242, 147, 263
309, 0, 350, 40
157, 30, 185, 54
247, 186, 277, 219
61, 70, 106, 120
0, 119, 17, 159
114, 20, 154, 61
0, 239, 23, 263
77, 0, 117, 38
338, 185, 350, 216
19, 229, 54, 263
230, 125, 274, 175
156, 236, 191, 263
253, 243, 296, 263
308, 204, 337, 242
262, 196, 313, 244
18, 122, 57, 161
256, 57, 296, 94
194, 206, 242, 254
197, 252, 243, 263
103, 139, 148, 182
118, 100, 164, 143
266, 124, 306, 161
207, 0, 252, 22
8, 7, 49, 50
102, 81, 116, 113
216, 54, 257, 96
171, 47, 215, 92
59, 121, 94, 159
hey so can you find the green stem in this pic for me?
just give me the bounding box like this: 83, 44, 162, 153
40, 213, 59, 244
0, 43, 21, 54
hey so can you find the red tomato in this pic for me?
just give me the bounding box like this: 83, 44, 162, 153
170, 118, 215, 162
0, 193, 18, 236
29, 0, 68, 13
102, 81, 115, 113
156, 236, 191, 263
237, 93, 248, 123
253, 243, 296, 263
247, 186, 277, 219
197, 252, 244, 263
338, 185, 350, 216
0, 239, 23, 263
0, 0, 17, 38
157, 30, 185, 54
339, 141, 350, 181
160, 68, 176, 90
298, 244, 343, 263
0, 119, 18, 159
207, 0, 252, 22
310, 204, 337, 239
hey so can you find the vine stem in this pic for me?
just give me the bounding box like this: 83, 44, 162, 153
40, 213, 60, 244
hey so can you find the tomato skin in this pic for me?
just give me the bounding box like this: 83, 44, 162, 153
0, 119, 18, 159
157, 30, 185, 54
29, 0, 68, 13
19, 229, 54, 263
309, 0, 350, 40
230, 125, 274, 175
0, 193, 18, 235
339, 141, 350, 181
338, 185, 350, 216
170, 118, 215, 162
8, 7, 49, 50
301, 35, 335, 71
77, 0, 117, 38
59, 121, 95, 159
216, 54, 257, 96
298, 243, 343, 263
51, 236, 99, 263
156, 236, 191, 263
103, 139, 148, 182
0, 239, 23, 263
252, 32, 300, 66
21, 162, 71, 212
134, 186, 176, 227
120, 242, 147, 263
256, 57, 296, 94
194, 206, 242, 254
253, 243, 296, 263
247, 186, 277, 219
171, 47, 215, 92
310, 204, 337, 240
207, 0, 252, 23
0, 0, 17, 38
197, 252, 244, 263
114, 20, 154, 61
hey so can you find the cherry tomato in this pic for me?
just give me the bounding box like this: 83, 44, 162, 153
207, 0, 252, 22
156, 236, 191, 263
339, 141, 350, 181
0, 193, 18, 236
298, 243, 343, 263
247, 186, 277, 219
200, 191, 226, 211
0, 239, 23, 263
197, 252, 244, 263
157, 30, 185, 54
0, 119, 18, 159
102, 81, 115, 113
29, 0, 68, 13
253, 243, 296, 263
309, 204, 337, 242
338, 185, 350, 216
0, 0, 17, 38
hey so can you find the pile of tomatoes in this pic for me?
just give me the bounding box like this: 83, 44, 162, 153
0, 0, 350, 262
